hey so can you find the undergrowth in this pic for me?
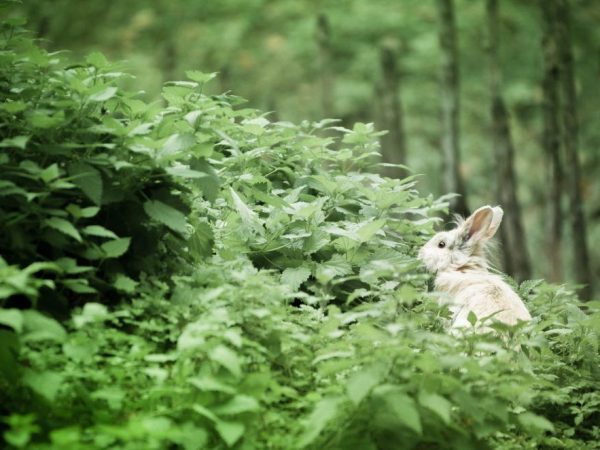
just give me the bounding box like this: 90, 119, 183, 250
1, 16, 599, 450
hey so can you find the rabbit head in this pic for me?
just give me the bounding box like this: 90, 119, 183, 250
418, 205, 503, 274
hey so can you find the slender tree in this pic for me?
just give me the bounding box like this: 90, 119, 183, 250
378, 43, 407, 178
486, 0, 531, 281
436, 0, 469, 217
540, 0, 564, 282
316, 14, 334, 119
555, 0, 593, 299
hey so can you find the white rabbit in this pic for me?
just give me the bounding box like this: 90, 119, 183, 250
418, 205, 531, 330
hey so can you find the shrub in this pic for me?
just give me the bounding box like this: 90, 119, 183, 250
1, 18, 599, 450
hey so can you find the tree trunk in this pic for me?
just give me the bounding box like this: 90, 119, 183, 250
316, 14, 334, 119
555, 0, 593, 299
540, 0, 564, 283
378, 44, 407, 178
486, 0, 531, 281
436, 0, 469, 217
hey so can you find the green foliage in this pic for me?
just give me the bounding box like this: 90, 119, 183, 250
1, 18, 599, 450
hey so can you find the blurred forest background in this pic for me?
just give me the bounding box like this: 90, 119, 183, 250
13, 0, 600, 297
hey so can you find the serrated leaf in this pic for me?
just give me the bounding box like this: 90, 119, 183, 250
44, 217, 82, 242
209, 345, 241, 378
144, 200, 188, 233
185, 70, 217, 83
113, 275, 138, 293
298, 397, 342, 448
214, 420, 244, 447
101, 237, 131, 258
375, 386, 422, 435
517, 412, 554, 434
0, 135, 29, 149
281, 266, 311, 291
418, 391, 452, 425
23, 370, 63, 401
229, 188, 263, 235
22, 310, 66, 343
68, 162, 103, 205
88, 86, 117, 102
86, 51, 109, 68
73, 303, 109, 328
159, 133, 196, 160
346, 366, 382, 405
215, 395, 260, 415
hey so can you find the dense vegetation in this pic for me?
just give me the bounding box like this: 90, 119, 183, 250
1, 14, 600, 450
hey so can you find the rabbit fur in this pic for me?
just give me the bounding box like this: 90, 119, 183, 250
418, 205, 531, 330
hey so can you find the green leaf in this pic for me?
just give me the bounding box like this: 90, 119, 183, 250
215, 395, 260, 415
144, 200, 188, 233
375, 386, 422, 435
101, 237, 131, 258
86, 51, 109, 68
82, 225, 118, 239
44, 217, 82, 242
23, 370, 63, 402
113, 274, 138, 293
209, 345, 241, 378
40, 164, 60, 183
0, 309, 23, 333
229, 188, 263, 235
185, 70, 217, 83
467, 310, 478, 326
88, 86, 118, 102
346, 366, 382, 405
517, 412, 554, 434
0, 135, 29, 149
281, 266, 311, 291
356, 219, 386, 242
22, 310, 66, 343
298, 397, 343, 448
73, 303, 109, 328
0, 101, 27, 113
214, 420, 244, 447
418, 391, 452, 425
159, 133, 196, 161
68, 162, 103, 205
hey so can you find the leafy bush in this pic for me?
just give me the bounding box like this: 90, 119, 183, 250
1, 18, 599, 450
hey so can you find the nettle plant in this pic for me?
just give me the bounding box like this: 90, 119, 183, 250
1, 17, 599, 450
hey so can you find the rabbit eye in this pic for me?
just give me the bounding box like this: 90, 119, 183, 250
438, 241, 446, 249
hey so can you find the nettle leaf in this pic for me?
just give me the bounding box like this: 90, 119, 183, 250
346, 365, 384, 405
113, 274, 138, 293
144, 200, 188, 234
215, 395, 260, 415
418, 391, 452, 425
68, 162, 103, 205
44, 217, 82, 242
159, 133, 196, 161
0, 135, 29, 149
281, 266, 311, 291
21, 311, 67, 343
23, 370, 64, 402
86, 51, 109, 68
101, 237, 131, 258
298, 397, 343, 448
214, 420, 245, 448
185, 70, 217, 84
229, 188, 263, 235
210, 345, 241, 378
517, 412, 554, 435
467, 310, 478, 326
0, 308, 24, 333
88, 86, 118, 102
375, 386, 422, 435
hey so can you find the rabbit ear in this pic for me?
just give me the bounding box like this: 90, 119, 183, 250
460, 206, 494, 244
485, 206, 503, 239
